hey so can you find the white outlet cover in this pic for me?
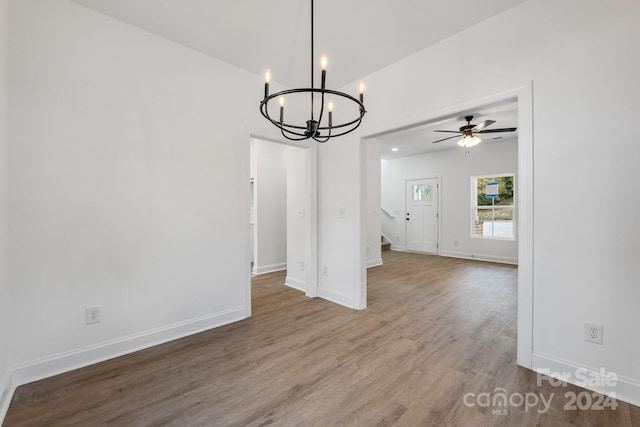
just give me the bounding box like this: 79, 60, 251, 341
86, 306, 101, 324
584, 322, 603, 345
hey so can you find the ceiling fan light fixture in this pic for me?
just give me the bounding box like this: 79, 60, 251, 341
432, 115, 516, 146
457, 134, 482, 148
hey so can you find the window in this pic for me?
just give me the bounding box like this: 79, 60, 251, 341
472, 174, 515, 239
412, 184, 432, 201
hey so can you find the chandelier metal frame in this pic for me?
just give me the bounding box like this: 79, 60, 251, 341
259, 0, 366, 143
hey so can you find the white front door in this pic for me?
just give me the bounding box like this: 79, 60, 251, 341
406, 178, 438, 253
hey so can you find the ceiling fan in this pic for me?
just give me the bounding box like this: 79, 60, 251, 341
432, 115, 517, 147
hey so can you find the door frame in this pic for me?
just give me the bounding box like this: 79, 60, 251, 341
404, 176, 441, 255
240, 127, 319, 319
359, 82, 534, 369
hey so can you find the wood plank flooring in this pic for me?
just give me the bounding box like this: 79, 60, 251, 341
4, 251, 639, 426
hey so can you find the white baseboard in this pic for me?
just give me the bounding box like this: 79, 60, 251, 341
439, 250, 518, 265
284, 276, 306, 292
318, 288, 354, 309
10, 307, 247, 392
252, 262, 287, 275
0, 370, 15, 424
367, 258, 383, 268
532, 351, 640, 407
390, 244, 404, 251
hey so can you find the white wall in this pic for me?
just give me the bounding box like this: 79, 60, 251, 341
317, 139, 364, 308
252, 139, 287, 274
7, 0, 262, 384
285, 146, 307, 290
381, 138, 518, 264
352, 0, 640, 404
0, 0, 10, 418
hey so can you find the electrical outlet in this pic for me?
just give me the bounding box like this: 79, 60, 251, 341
322, 266, 328, 276
86, 306, 101, 324
454, 240, 459, 246
300, 261, 305, 270
584, 322, 603, 345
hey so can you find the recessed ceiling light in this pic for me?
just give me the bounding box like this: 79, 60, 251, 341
391, 147, 399, 152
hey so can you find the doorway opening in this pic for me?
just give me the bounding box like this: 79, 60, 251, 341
360, 84, 533, 368
247, 135, 318, 309
377, 99, 518, 264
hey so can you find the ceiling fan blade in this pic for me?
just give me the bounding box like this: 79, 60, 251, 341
432, 135, 460, 144
434, 130, 462, 134
472, 120, 496, 131
477, 127, 517, 134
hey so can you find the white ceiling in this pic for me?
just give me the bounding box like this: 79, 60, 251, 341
377, 100, 518, 160
69, 0, 527, 89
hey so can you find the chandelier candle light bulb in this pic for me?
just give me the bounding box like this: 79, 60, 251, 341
327, 100, 334, 126
264, 69, 271, 98
320, 53, 327, 89
279, 96, 285, 123
359, 80, 365, 104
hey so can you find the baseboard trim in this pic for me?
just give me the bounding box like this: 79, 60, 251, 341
10, 306, 247, 391
318, 288, 354, 309
0, 370, 15, 424
439, 250, 518, 265
532, 351, 640, 407
284, 276, 306, 292
252, 262, 287, 275
390, 244, 403, 251
367, 258, 383, 268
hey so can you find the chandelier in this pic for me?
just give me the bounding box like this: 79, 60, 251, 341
260, 0, 367, 142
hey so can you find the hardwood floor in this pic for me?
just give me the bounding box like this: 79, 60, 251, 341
4, 251, 639, 426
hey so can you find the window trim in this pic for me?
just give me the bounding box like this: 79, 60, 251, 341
471, 173, 516, 241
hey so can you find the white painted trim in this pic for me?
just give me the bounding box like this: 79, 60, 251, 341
252, 262, 287, 275
360, 83, 534, 369
306, 144, 319, 298
390, 244, 404, 251
367, 258, 383, 268
318, 288, 355, 309
439, 250, 518, 265
355, 137, 367, 310
0, 370, 15, 424
532, 351, 640, 407
515, 82, 534, 369
284, 276, 306, 292
239, 128, 252, 318
10, 307, 246, 390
